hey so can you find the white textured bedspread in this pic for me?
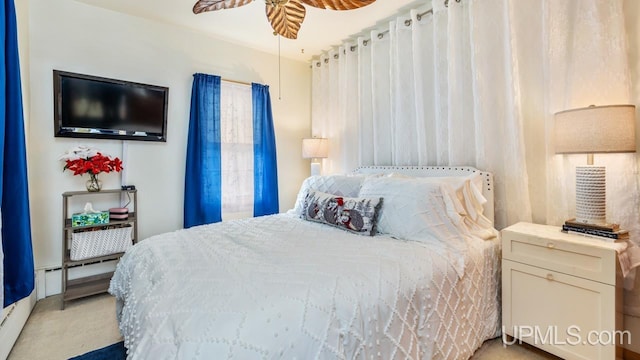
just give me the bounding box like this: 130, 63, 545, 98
109, 214, 500, 359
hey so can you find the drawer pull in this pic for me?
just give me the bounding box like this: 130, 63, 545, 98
547, 242, 555, 249
546, 273, 554, 281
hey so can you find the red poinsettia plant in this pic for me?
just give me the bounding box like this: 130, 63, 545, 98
60, 146, 122, 176
59, 146, 123, 191
63, 153, 123, 176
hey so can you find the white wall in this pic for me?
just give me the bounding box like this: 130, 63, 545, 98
27, 0, 311, 270
0, 291, 35, 360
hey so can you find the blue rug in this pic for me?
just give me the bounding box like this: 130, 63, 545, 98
68, 341, 126, 360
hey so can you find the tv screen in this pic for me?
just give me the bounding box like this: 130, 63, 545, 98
54, 70, 168, 142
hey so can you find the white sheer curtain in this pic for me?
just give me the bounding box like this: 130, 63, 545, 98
311, 0, 532, 229
538, 0, 640, 312
220, 81, 254, 220
541, 0, 639, 235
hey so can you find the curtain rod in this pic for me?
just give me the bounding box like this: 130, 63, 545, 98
315, 0, 462, 66
222, 78, 251, 86
315, 8, 432, 65
373, 8, 434, 39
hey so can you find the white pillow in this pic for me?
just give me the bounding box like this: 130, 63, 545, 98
386, 173, 486, 217
290, 175, 365, 217
358, 177, 467, 243
383, 173, 496, 239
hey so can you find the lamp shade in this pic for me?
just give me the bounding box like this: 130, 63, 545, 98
302, 138, 328, 159
554, 104, 636, 154
554, 104, 637, 225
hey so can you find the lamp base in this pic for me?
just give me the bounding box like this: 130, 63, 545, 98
575, 165, 606, 225
310, 162, 321, 176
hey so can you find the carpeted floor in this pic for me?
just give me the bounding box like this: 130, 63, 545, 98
8, 293, 559, 360
8, 294, 123, 360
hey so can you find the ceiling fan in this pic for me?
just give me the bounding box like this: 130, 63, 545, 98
193, 0, 377, 39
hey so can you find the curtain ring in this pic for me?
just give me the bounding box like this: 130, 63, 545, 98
333, 54, 339, 59
324, 58, 329, 64
363, 40, 369, 46
404, 19, 412, 27
316, 62, 321, 67
377, 33, 384, 39
342, 48, 346, 55
350, 45, 356, 52
417, 14, 422, 21
444, 0, 449, 7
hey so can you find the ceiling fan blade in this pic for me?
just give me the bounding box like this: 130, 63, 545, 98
266, 0, 306, 39
299, 0, 375, 11
193, 0, 254, 14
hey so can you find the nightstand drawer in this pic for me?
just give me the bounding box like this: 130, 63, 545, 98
502, 222, 617, 285
502, 260, 617, 360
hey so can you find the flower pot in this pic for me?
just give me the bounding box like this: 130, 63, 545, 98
86, 174, 102, 192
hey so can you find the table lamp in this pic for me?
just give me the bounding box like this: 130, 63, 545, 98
302, 138, 328, 176
554, 104, 636, 225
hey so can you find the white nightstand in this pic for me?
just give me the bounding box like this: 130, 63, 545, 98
501, 222, 623, 360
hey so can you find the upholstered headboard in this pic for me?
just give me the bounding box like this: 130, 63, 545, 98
353, 166, 495, 225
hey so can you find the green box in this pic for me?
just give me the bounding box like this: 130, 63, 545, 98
71, 211, 109, 227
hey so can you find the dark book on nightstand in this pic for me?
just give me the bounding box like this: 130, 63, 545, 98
564, 218, 620, 232
561, 223, 629, 241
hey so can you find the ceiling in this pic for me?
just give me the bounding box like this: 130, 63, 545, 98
74, 0, 427, 62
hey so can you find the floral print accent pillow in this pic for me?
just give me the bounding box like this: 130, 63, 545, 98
303, 190, 382, 236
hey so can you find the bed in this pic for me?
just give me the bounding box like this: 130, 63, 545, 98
109, 166, 502, 359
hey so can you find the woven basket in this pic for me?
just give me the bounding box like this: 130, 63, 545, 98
70, 227, 132, 261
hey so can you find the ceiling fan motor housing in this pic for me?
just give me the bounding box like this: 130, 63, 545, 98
266, 0, 290, 6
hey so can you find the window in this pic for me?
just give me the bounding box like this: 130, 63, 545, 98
220, 81, 253, 220
185, 74, 278, 228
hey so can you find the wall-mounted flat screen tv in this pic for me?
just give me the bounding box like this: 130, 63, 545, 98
54, 70, 169, 142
